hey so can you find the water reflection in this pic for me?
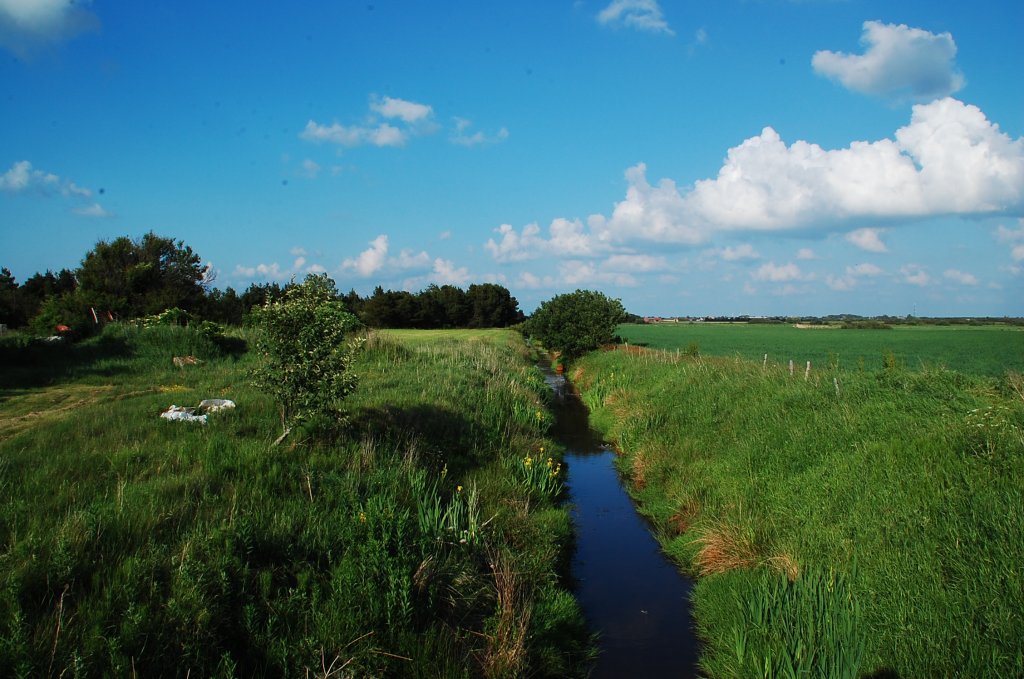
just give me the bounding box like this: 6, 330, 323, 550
544, 367, 700, 678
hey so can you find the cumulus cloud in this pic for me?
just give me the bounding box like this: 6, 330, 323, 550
301, 120, 407, 148
72, 202, 112, 218
450, 118, 509, 147
485, 218, 607, 263
1, 159, 59, 192
429, 258, 471, 286
900, 264, 931, 286
944, 269, 978, 285
370, 95, 433, 123
1, 159, 111, 216
995, 220, 1024, 261
300, 95, 437, 150
590, 98, 1023, 245
340, 235, 432, 277
0, 0, 99, 56
825, 262, 884, 291
812, 21, 964, 100
796, 248, 817, 260
597, 0, 673, 35
233, 247, 330, 281
718, 243, 761, 261
846, 227, 888, 253
233, 262, 286, 280
342, 235, 389, 276
604, 254, 668, 272
560, 260, 637, 287
751, 261, 809, 283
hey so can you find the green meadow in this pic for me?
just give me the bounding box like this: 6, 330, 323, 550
572, 345, 1024, 678
0, 325, 591, 677
618, 322, 1024, 377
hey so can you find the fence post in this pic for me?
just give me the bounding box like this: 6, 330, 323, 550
763, 353, 767, 368
789, 359, 794, 377
805, 361, 811, 380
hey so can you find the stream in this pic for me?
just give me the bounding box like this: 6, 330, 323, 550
543, 368, 700, 678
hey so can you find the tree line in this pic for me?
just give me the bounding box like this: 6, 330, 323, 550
0, 233, 524, 334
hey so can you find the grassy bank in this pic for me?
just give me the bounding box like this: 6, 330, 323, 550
0, 325, 591, 677
617, 322, 1024, 377
572, 347, 1023, 678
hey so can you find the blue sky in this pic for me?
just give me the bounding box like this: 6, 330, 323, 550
1, 0, 1022, 316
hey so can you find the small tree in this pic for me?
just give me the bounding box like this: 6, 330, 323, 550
526, 289, 625, 360
250, 274, 363, 444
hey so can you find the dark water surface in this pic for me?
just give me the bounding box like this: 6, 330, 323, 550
544, 370, 700, 678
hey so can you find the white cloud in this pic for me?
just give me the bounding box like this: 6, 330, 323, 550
72, 203, 111, 218
300, 119, 407, 148
751, 261, 808, 282
0, 0, 98, 56
995, 220, 1024, 243
517, 271, 548, 289
438, 230, 452, 240
597, 0, 673, 35
812, 21, 964, 100
848, 263, 884, 277
944, 269, 978, 285
825, 262, 884, 291
604, 254, 668, 272
560, 260, 637, 287
290, 246, 307, 257
0, 159, 58, 192
301, 158, 321, 178
450, 118, 509, 147
233, 262, 286, 280
589, 98, 1023, 246
846, 227, 888, 253
486, 218, 607, 263
342, 235, 390, 276
1, 159, 110, 216
900, 264, 931, 286
340, 235, 432, 277
429, 258, 471, 286
719, 243, 760, 261
370, 95, 433, 123
486, 223, 544, 262
994, 220, 1024, 261
796, 248, 817, 260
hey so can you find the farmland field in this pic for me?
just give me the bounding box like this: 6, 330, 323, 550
618, 322, 1024, 377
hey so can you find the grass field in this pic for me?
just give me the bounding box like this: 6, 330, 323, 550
618, 322, 1024, 377
572, 346, 1024, 677
0, 325, 591, 677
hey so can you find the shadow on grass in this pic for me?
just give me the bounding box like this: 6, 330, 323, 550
0, 333, 132, 389
348, 403, 490, 478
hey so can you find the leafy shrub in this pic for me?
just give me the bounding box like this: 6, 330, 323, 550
525, 289, 625, 360
250, 274, 364, 442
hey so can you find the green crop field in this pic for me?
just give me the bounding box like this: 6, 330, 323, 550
618, 322, 1024, 377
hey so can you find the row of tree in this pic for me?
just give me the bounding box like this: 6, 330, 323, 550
1, 233, 525, 334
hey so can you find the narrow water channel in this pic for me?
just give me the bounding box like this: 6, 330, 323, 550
543, 368, 700, 678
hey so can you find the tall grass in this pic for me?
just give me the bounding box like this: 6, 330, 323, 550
0, 324, 592, 676
573, 346, 1024, 678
